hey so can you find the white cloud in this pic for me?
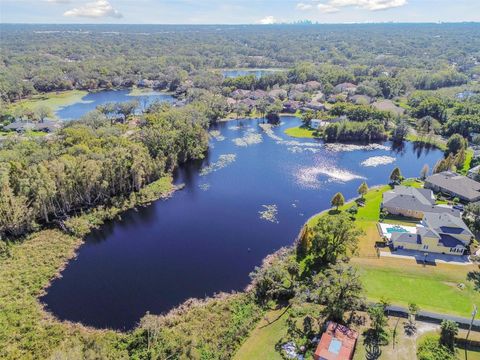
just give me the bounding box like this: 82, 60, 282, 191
330, 0, 407, 10
64, 0, 122, 18
297, 0, 407, 13
317, 3, 340, 13
257, 16, 277, 24
296, 3, 313, 10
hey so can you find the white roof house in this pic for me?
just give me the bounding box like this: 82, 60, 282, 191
310, 119, 327, 129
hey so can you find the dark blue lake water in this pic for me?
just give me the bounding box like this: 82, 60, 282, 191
41, 116, 443, 330
56, 89, 175, 121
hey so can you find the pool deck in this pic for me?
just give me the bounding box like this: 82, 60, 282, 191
378, 222, 418, 240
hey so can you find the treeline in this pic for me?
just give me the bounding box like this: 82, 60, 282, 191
0, 103, 209, 239
221, 63, 468, 98
330, 102, 393, 123
407, 91, 480, 140
2, 23, 479, 102
324, 121, 387, 142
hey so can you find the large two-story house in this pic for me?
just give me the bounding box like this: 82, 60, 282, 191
391, 212, 474, 255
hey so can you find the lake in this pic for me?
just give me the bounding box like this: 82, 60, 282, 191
56, 89, 175, 121
41, 116, 443, 330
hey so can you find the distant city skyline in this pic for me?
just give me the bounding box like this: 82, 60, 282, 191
1, 0, 479, 24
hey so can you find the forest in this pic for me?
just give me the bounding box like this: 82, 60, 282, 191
1, 23, 480, 102
0, 103, 209, 239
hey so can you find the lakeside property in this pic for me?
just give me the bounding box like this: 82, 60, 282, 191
234, 175, 480, 359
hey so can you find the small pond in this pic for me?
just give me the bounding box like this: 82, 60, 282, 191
41, 116, 443, 330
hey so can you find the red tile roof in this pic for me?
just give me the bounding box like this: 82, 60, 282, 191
314, 322, 358, 360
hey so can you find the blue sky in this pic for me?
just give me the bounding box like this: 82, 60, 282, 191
1, 0, 479, 24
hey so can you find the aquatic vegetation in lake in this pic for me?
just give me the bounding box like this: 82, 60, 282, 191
209, 130, 226, 141
258, 204, 279, 223
228, 124, 252, 131
200, 154, 237, 176
259, 123, 322, 148
287, 146, 321, 154
296, 165, 365, 189
258, 123, 283, 141
361, 156, 396, 167
325, 143, 390, 152
232, 132, 262, 147
199, 183, 211, 191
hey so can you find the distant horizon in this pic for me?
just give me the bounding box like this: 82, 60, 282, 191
1, 0, 479, 25
2, 21, 480, 26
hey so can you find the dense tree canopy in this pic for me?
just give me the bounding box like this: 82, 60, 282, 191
0, 103, 209, 239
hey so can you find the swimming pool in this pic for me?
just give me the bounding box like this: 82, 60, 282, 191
386, 226, 409, 234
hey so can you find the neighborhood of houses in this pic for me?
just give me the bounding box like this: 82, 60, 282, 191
380, 171, 479, 257
224, 80, 404, 118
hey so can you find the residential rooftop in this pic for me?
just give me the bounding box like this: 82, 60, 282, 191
382, 185, 460, 216
425, 171, 480, 202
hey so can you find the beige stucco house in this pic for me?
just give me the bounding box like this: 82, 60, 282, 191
391, 212, 473, 256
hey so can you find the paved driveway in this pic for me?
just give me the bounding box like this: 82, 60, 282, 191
380, 248, 471, 265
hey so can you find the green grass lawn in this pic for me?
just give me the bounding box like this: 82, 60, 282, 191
307, 178, 421, 225
284, 126, 320, 139
354, 258, 480, 317
8, 90, 88, 116
233, 309, 287, 360
459, 348, 480, 360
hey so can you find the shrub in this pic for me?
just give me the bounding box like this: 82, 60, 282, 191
417, 335, 455, 360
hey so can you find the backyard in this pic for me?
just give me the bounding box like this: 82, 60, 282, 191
307, 178, 480, 317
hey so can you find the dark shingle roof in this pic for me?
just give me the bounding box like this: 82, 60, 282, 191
425, 171, 480, 202
391, 232, 422, 244
423, 212, 473, 237
383, 186, 460, 216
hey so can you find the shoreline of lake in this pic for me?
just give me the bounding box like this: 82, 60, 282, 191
40, 116, 444, 330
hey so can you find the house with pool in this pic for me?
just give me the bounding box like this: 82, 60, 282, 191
390, 212, 474, 256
